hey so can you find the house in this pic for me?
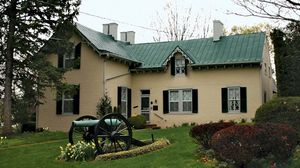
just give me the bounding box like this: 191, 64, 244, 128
37, 20, 273, 131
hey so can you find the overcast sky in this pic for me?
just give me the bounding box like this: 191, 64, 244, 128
77, 0, 275, 43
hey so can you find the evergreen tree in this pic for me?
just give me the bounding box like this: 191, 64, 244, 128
0, 0, 81, 135
271, 22, 300, 96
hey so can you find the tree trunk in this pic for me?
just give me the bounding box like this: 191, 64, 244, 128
3, 0, 17, 135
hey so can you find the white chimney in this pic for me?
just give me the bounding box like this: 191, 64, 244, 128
121, 31, 135, 44
102, 23, 118, 40
213, 20, 224, 42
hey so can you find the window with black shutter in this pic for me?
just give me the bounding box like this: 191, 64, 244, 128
117, 86, 131, 118
221, 87, 247, 113
56, 85, 80, 115
58, 42, 81, 69
163, 89, 197, 114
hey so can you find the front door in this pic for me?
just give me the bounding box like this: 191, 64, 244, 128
141, 90, 150, 122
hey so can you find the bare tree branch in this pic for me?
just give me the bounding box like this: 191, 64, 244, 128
231, 0, 300, 23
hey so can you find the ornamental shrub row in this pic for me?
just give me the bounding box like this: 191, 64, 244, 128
211, 123, 297, 167
189, 121, 235, 149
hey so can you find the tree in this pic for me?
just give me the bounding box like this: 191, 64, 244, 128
229, 23, 273, 35
271, 22, 300, 96
151, 1, 211, 41
231, 0, 300, 23
0, 0, 81, 135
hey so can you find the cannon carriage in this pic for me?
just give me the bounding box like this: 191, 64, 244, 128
68, 113, 146, 155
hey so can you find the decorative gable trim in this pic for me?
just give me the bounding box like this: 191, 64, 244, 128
162, 46, 195, 66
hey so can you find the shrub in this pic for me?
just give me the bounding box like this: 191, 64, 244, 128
211, 125, 263, 167
255, 97, 300, 137
58, 141, 95, 161
211, 124, 298, 167
96, 94, 112, 117
256, 123, 298, 161
189, 121, 235, 149
96, 139, 170, 161
128, 115, 146, 129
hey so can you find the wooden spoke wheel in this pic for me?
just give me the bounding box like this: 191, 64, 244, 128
68, 115, 97, 145
94, 113, 132, 154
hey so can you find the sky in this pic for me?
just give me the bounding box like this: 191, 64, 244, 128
76, 0, 274, 43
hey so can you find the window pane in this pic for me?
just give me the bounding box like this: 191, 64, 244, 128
121, 101, 127, 116
183, 102, 192, 111
121, 88, 127, 101
183, 90, 192, 100
141, 97, 149, 110
64, 59, 74, 69
170, 102, 179, 112
64, 100, 73, 113
170, 91, 179, 101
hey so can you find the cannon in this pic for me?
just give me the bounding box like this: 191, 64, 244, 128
68, 113, 147, 155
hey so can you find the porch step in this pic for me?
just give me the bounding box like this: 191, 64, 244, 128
146, 124, 161, 130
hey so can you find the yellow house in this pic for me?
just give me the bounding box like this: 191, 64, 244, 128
37, 21, 273, 131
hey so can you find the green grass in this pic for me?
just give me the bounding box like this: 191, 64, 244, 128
0, 126, 211, 168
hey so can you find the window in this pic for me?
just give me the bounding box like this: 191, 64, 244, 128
175, 58, 185, 74
64, 49, 75, 69
56, 85, 80, 115
117, 87, 132, 118
121, 87, 128, 118
170, 56, 188, 76
58, 42, 81, 69
228, 87, 240, 112
221, 87, 247, 113
62, 92, 74, 114
164, 89, 193, 113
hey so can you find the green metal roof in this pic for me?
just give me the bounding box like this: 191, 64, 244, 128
75, 23, 266, 69
76, 23, 140, 63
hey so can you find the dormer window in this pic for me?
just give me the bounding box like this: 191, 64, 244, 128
175, 58, 185, 74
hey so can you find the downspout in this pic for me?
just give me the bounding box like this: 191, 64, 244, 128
103, 59, 106, 95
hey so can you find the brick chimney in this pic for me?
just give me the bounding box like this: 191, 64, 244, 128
103, 23, 118, 40
121, 31, 135, 44
213, 20, 224, 42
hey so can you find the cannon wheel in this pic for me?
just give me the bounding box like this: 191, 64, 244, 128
68, 115, 97, 145
94, 113, 132, 154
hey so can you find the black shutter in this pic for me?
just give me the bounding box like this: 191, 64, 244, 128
74, 43, 81, 69
221, 88, 228, 113
58, 53, 64, 68
171, 57, 175, 76
117, 87, 122, 107
192, 89, 198, 113
127, 88, 132, 118
240, 87, 247, 113
56, 92, 62, 115
73, 86, 80, 114
185, 59, 189, 75
163, 90, 169, 114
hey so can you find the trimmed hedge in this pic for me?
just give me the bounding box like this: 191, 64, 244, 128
95, 139, 170, 161
189, 122, 234, 149
255, 97, 300, 137
128, 115, 147, 129
211, 124, 297, 167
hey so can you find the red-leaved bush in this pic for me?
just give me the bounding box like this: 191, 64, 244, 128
211, 124, 297, 168
189, 122, 235, 149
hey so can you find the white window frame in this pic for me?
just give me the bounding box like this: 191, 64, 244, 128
62, 93, 74, 114
169, 89, 192, 113
227, 87, 240, 113
175, 58, 185, 75
121, 87, 128, 118
63, 47, 75, 69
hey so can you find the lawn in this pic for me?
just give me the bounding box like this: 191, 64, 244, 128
0, 126, 211, 168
